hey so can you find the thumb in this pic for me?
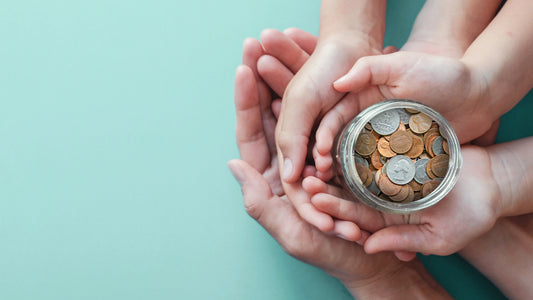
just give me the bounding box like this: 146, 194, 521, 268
363, 224, 443, 256
228, 159, 273, 221
333, 52, 411, 93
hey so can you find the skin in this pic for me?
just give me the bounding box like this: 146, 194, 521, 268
228, 36, 452, 299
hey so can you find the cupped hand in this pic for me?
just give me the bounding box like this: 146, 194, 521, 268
228, 37, 414, 287
306, 145, 501, 259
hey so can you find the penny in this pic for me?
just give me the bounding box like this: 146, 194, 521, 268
389, 184, 410, 202
395, 108, 412, 125
421, 180, 441, 197
355, 132, 377, 156
371, 149, 384, 169
409, 113, 433, 134
425, 135, 439, 157
365, 122, 373, 131
430, 154, 449, 178
405, 108, 419, 114
356, 163, 371, 186
442, 139, 449, 154
413, 191, 423, 201
426, 159, 439, 179
377, 137, 396, 158
414, 158, 431, 184
405, 134, 424, 158
378, 173, 402, 196
353, 153, 369, 168
389, 131, 413, 154
432, 136, 445, 156
401, 186, 415, 203
387, 155, 416, 185
370, 130, 381, 141
408, 179, 422, 192
419, 152, 430, 160
374, 168, 382, 186
397, 122, 407, 132
370, 110, 400, 135
423, 128, 440, 145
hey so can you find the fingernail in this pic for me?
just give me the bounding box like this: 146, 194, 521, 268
337, 234, 351, 241
282, 158, 293, 180
227, 161, 245, 187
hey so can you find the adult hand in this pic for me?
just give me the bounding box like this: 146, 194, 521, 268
305, 144, 501, 259
228, 37, 451, 299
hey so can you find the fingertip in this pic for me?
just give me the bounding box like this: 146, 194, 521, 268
394, 251, 417, 262
272, 99, 282, 119
334, 220, 362, 242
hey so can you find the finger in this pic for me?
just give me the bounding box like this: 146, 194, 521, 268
257, 55, 294, 97
315, 93, 360, 155
242, 38, 270, 102
333, 219, 362, 242
471, 119, 500, 146
315, 169, 335, 182
272, 99, 282, 119
302, 165, 317, 178
313, 144, 333, 173
333, 53, 402, 93
311, 193, 385, 232
364, 224, 444, 255
394, 251, 417, 262
261, 28, 310, 73
356, 230, 371, 246
283, 27, 317, 55
382, 45, 399, 54
283, 181, 335, 232
302, 176, 345, 198
234, 65, 270, 171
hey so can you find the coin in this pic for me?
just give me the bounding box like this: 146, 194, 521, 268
368, 176, 381, 195
426, 159, 438, 179
389, 184, 410, 202
430, 154, 449, 178
405, 108, 419, 114
389, 131, 413, 154
386, 155, 416, 185
414, 158, 431, 184
353, 153, 369, 168
405, 133, 424, 158
425, 135, 438, 157
377, 137, 396, 158
378, 173, 402, 196
432, 136, 445, 156
442, 139, 449, 154
370, 110, 400, 135
408, 180, 422, 192
371, 149, 384, 169
355, 132, 377, 156
421, 180, 441, 197
401, 186, 415, 203
395, 108, 412, 125
356, 163, 371, 186
409, 112, 433, 134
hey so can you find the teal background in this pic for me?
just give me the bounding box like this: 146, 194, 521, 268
1, 0, 530, 299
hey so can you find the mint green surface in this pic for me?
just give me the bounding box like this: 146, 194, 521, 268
1, 1, 528, 299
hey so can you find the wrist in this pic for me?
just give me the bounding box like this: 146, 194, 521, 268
341, 259, 451, 300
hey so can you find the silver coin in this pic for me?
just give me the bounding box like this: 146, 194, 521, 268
432, 136, 445, 155
414, 158, 431, 184
368, 176, 381, 195
395, 108, 411, 125
353, 153, 369, 168
370, 110, 400, 135
387, 155, 415, 185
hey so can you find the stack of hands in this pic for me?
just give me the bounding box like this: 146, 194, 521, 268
229, 0, 533, 299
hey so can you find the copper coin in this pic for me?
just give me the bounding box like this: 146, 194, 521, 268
430, 154, 449, 178
409, 113, 433, 134
370, 130, 381, 141
413, 191, 423, 201
356, 163, 370, 185
389, 131, 413, 154
401, 186, 415, 203
371, 149, 384, 169
442, 139, 449, 154
378, 173, 402, 196
397, 122, 406, 132
425, 159, 438, 179
377, 137, 396, 158
374, 168, 382, 187
405, 108, 419, 114
404, 134, 424, 158
408, 180, 422, 192
365, 122, 373, 131
423, 128, 439, 145
355, 132, 377, 156
421, 180, 441, 197
389, 184, 410, 202
425, 135, 439, 157
353, 153, 369, 168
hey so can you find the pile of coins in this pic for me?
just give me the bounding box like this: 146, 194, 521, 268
353, 108, 450, 203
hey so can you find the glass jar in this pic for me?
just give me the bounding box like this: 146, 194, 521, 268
332, 99, 462, 214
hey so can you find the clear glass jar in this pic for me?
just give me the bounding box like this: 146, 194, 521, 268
332, 99, 462, 214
